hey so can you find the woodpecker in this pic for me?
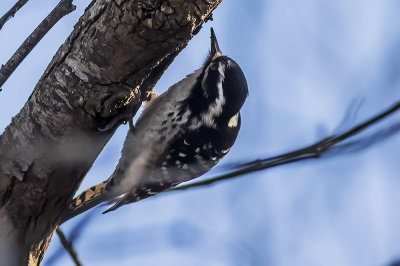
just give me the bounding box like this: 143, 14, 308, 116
62, 28, 248, 222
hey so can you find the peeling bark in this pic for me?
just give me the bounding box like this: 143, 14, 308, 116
0, 0, 221, 264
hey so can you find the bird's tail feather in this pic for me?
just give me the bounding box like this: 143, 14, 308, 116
60, 181, 113, 223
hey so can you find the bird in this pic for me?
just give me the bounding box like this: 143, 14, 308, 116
61, 28, 248, 222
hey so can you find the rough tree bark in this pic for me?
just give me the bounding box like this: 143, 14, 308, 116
0, 0, 221, 264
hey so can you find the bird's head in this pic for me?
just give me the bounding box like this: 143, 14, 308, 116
196, 28, 249, 127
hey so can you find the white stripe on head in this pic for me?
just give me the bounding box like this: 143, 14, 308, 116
200, 62, 226, 128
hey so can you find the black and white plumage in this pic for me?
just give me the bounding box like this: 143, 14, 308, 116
63, 28, 248, 220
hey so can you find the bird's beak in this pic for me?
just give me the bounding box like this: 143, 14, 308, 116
210, 28, 223, 59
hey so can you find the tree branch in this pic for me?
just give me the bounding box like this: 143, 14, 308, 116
61, 99, 400, 223
0, 0, 29, 31
57, 99, 400, 259
56, 228, 82, 266
0, 0, 76, 89
0, 0, 222, 264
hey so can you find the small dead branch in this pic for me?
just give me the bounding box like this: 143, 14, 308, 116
56, 228, 83, 266
62, 100, 400, 223
0, 0, 30, 30
0, 0, 76, 89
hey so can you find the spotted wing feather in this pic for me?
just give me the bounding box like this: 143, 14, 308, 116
104, 113, 241, 212
105, 70, 202, 196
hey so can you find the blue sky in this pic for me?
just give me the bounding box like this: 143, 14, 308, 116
2, 0, 400, 265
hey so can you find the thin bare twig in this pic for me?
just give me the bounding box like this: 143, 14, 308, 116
49, 213, 95, 265
0, 0, 29, 30
56, 228, 83, 266
0, 0, 76, 89
168, 100, 400, 192
62, 100, 400, 224
58, 100, 400, 262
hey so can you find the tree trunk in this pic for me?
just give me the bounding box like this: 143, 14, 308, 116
0, 0, 221, 264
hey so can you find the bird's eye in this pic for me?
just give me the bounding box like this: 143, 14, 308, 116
210, 62, 218, 70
